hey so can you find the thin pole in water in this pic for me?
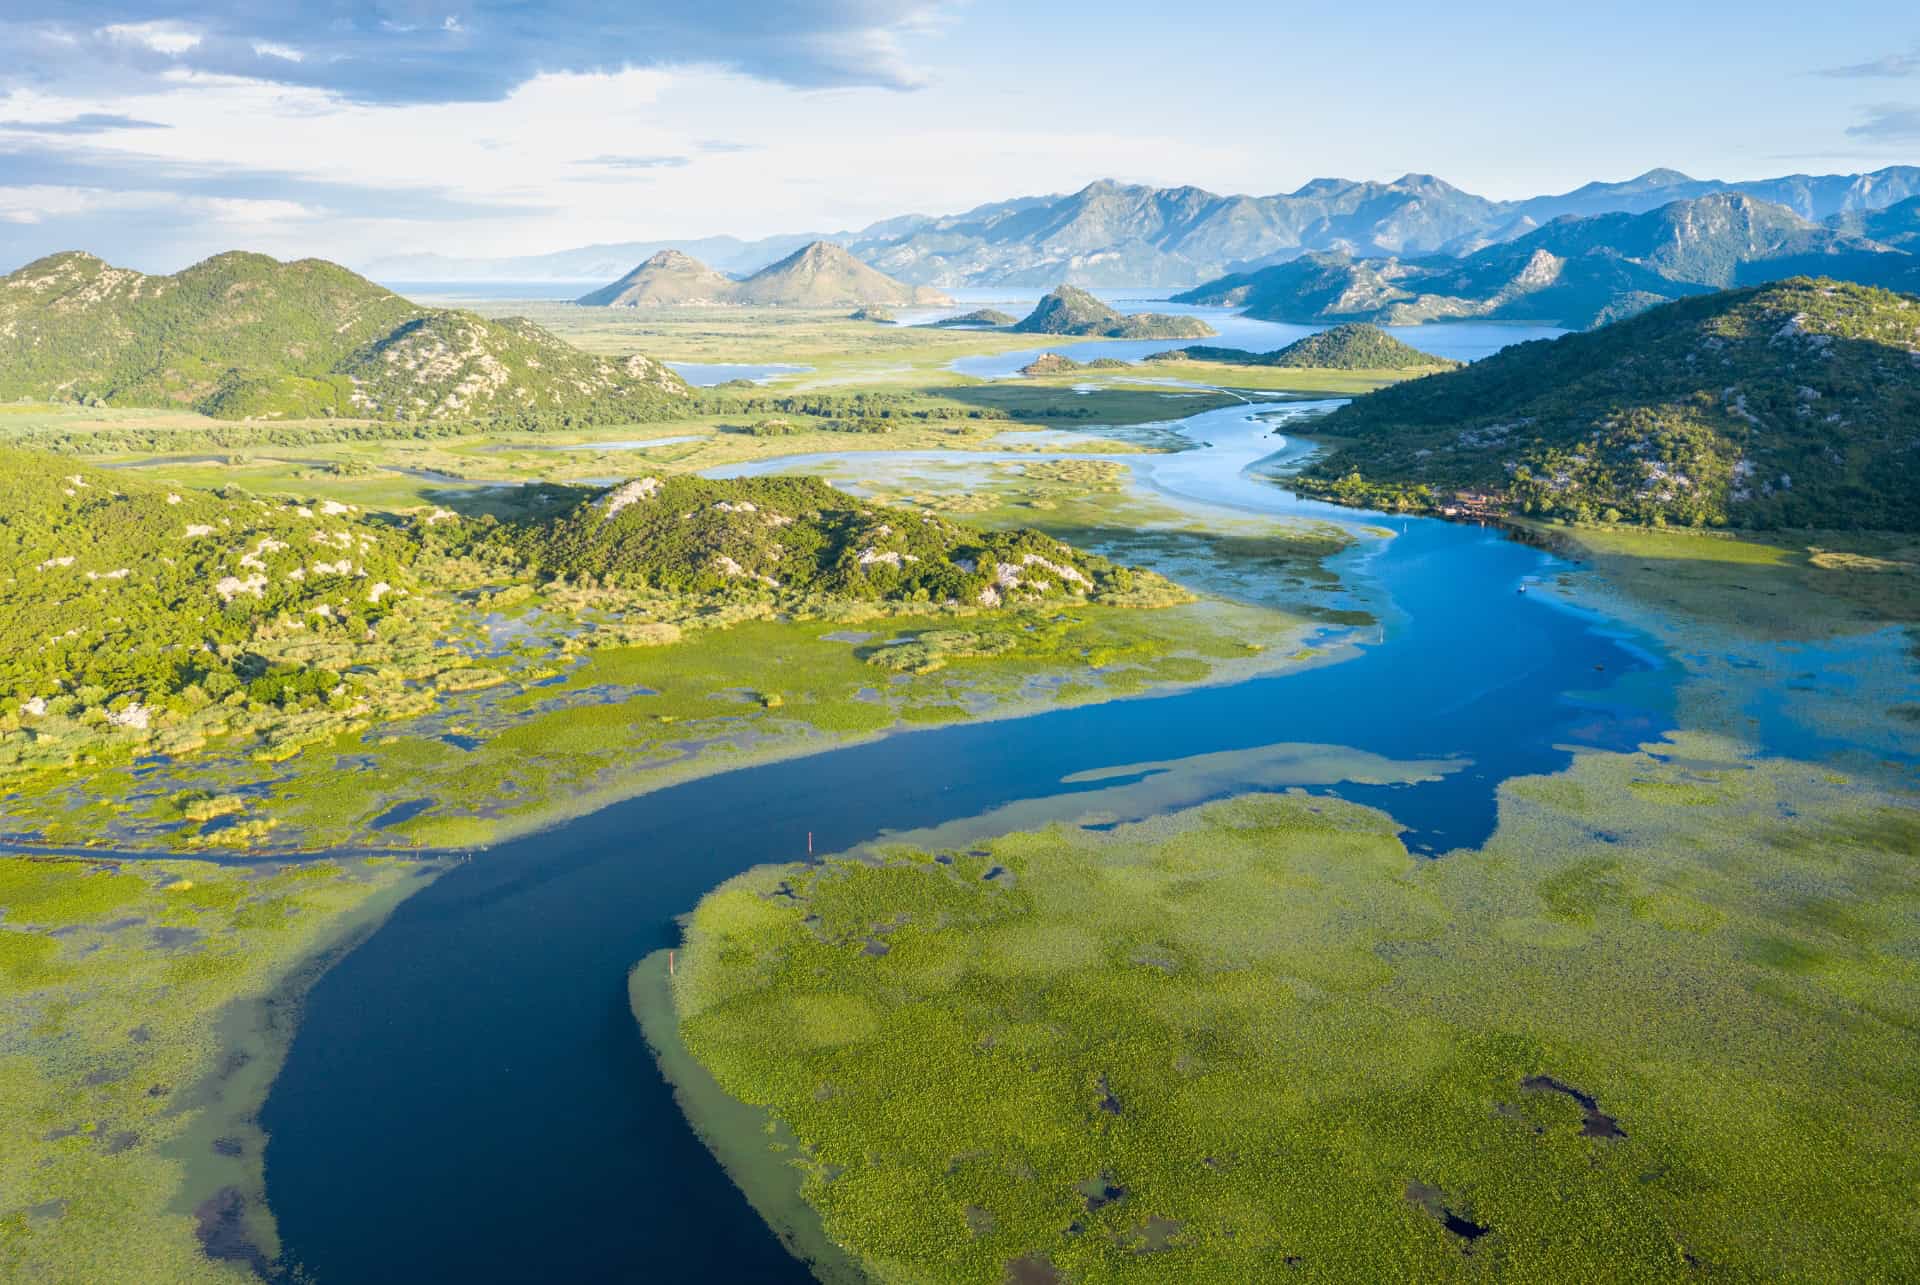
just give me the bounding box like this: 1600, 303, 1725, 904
808, 831, 813, 855
668, 951, 675, 975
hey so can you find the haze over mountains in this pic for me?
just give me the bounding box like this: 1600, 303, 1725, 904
1173, 192, 1920, 328
578, 241, 950, 308
370, 166, 1920, 291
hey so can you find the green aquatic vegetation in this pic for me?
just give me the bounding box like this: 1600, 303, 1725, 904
0, 860, 148, 924
71, 597, 1311, 854
2, 432, 1280, 851
1015, 459, 1130, 491
628, 954, 869, 1285
665, 733, 1920, 1281
1527, 522, 1920, 642
1523, 521, 1918, 788
0, 852, 424, 1281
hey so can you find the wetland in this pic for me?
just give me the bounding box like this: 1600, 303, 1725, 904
1, 297, 1913, 1282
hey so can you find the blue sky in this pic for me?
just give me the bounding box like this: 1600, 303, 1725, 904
0, 1, 1915, 271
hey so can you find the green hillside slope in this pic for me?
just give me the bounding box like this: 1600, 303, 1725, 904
1149, 324, 1454, 371
1296, 279, 1920, 530
0, 251, 689, 422
929, 308, 1018, 328
0, 446, 418, 716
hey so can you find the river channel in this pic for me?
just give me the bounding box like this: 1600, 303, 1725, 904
263, 394, 1687, 1282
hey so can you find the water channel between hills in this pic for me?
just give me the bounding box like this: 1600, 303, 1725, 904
263, 392, 1702, 1283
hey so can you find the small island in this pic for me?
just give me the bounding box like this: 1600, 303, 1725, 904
927, 307, 1019, 328
1011, 285, 1216, 339
1019, 352, 1135, 375
1148, 323, 1458, 370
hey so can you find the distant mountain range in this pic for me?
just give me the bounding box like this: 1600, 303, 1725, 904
0, 252, 687, 423
365, 166, 1920, 291
1172, 193, 1920, 328
1830, 195, 1920, 249
373, 233, 842, 284
579, 242, 950, 308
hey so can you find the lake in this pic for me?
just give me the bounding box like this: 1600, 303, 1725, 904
948, 307, 1567, 379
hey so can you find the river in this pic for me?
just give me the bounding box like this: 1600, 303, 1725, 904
262, 397, 1684, 1281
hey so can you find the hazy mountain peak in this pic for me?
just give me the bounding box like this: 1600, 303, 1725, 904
378, 166, 1920, 293
643, 249, 706, 270
1175, 190, 1920, 327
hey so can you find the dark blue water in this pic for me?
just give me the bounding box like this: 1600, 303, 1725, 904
263, 517, 1674, 1283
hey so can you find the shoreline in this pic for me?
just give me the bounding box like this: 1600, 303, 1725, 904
628, 951, 869, 1285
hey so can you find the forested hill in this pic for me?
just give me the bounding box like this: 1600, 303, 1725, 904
491, 474, 1156, 606
0, 449, 1174, 771
1010, 286, 1213, 339
1162, 324, 1456, 370
1297, 278, 1920, 530
0, 251, 689, 423
0, 445, 421, 717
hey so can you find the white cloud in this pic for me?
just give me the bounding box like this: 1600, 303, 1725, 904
100, 21, 203, 56
0, 58, 1264, 270
1846, 103, 1920, 140
5, 3, 958, 104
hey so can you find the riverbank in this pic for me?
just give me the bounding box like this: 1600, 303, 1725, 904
0, 851, 431, 1279
629, 951, 868, 1284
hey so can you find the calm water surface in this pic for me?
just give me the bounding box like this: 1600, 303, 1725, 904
666, 361, 812, 386
948, 306, 1567, 379
263, 393, 1696, 1282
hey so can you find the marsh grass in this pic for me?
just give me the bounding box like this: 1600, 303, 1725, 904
1527, 521, 1920, 640
669, 735, 1920, 1281
0, 853, 424, 1280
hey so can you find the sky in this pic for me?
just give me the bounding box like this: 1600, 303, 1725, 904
0, 1, 1916, 272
